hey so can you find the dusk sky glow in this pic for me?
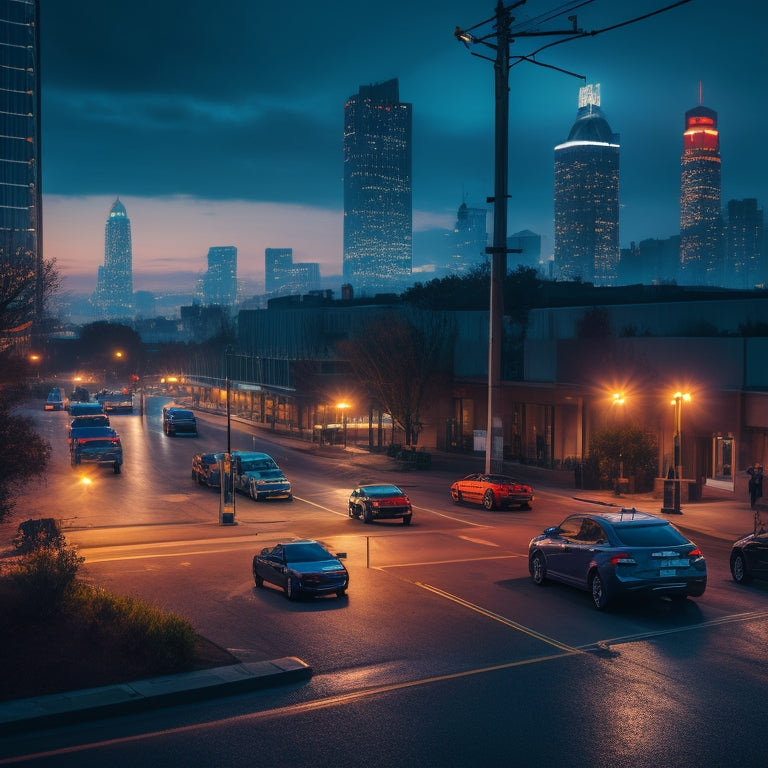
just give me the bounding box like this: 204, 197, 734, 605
39, 0, 766, 295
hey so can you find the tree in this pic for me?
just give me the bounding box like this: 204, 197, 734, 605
587, 425, 658, 492
337, 310, 455, 446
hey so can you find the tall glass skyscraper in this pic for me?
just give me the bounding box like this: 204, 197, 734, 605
451, 202, 487, 273
92, 198, 133, 318
0, 0, 43, 333
343, 79, 412, 296
203, 246, 237, 306
680, 100, 721, 285
554, 84, 620, 285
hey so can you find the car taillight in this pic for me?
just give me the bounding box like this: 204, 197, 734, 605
687, 547, 703, 558
611, 553, 636, 566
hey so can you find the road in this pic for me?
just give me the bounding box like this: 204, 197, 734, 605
3, 399, 768, 766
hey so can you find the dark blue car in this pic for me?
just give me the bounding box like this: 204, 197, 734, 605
528, 509, 707, 610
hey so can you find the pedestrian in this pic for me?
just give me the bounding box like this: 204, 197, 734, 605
747, 462, 763, 508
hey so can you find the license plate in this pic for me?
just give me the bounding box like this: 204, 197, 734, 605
660, 559, 689, 567
659, 568, 676, 577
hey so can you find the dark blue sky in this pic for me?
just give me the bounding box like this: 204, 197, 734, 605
39, 0, 767, 290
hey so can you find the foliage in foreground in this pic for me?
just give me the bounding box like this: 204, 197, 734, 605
6, 521, 197, 671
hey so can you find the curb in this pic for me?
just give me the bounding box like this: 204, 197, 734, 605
0, 657, 311, 735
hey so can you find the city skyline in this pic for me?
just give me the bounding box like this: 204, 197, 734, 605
37, 0, 767, 295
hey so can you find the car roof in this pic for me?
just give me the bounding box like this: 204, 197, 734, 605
231, 451, 275, 460
583, 509, 668, 527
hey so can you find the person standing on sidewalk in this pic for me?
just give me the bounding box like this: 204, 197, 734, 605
747, 462, 763, 508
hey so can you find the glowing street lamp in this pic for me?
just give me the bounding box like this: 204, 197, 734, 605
337, 402, 351, 449
671, 391, 691, 514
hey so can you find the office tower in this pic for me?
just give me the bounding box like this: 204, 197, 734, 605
507, 229, 541, 272
265, 248, 293, 294
265, 247, 320, 297
343, 78, 412, 295
203, 246, 238, 306
726, 199, 764, 289
92, 198, 133, 318
554, 84, 620, 285
0, 0, 43, 333
680, 97, 722, 285
451, 202, 487, 273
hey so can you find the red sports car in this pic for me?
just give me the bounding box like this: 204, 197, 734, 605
450, 473, 534, 510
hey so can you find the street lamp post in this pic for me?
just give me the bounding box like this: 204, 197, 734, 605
671, 391, 691, 514
337, 402, 350, 449
455, 2, 585, 473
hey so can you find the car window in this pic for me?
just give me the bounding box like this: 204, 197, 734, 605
365, 485, 402, 497
557, 517, 582, 540
575, 519, 606, 544
613, 523, 688, 547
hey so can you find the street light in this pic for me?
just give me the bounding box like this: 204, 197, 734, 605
671, 391, 691, 514
337, 402, 350, 449
455, 1, 585, 473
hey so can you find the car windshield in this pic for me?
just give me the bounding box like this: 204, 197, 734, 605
364, 485, 403, 497
284, 543, 332, 563
613, 523, 688, 547
486, 475, 519, 485
257, 470, 286, 480
171, 410, 194, 419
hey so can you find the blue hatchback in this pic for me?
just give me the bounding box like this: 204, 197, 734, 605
528, 509, 707, 610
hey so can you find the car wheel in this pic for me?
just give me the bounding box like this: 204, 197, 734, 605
285, 576, 300, 600
482, 490, 496, 510
530, 551, 547, 585
336, 588, 347, 598
348, 504, 356, 518
731, 551, 752, 584
451, 489, 462, 504
113, 462, 121, 474
590, 571, 611, 610
363, 505, 373, 524
253, 570, 264, 588
403, 515, 412, 526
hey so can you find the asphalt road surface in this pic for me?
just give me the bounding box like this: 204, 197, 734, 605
2, 400, 768, 766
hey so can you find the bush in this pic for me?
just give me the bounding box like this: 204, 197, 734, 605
70, 584, 197, 671
13, 518, 64, 553
11, 546, 84, 616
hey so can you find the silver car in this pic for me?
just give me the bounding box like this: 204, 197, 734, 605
528, 509, 707, 610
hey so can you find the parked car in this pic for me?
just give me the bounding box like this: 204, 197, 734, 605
162, 406, 198, 436
252, 540, 348, 600
348, 484, 412, 525
232, 451, 292, 501
191, 452, 225, 487
528, 509, 707, 610
70, 426, 123, 473
96, 390, 134, 413
450, 473, 534, 510
730, 526, 768, 584
69, 401, 104, 417
44, 388, 64, 411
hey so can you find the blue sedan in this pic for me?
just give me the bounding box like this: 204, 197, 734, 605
528, 509, 707, 610
252, 540, 348, 600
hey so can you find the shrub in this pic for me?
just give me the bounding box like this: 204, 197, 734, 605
11, 546, 84, 616
70, 584, 197, 672
13, 518, 64, 553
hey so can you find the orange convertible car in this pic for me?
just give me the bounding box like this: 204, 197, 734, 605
450, 473, 534, 510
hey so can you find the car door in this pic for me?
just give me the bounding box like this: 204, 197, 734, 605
262, 545, 288, 589
559, 518, 608, 588
541, 516, 582, 581
462, 474, 483, 503
745, 532, 768, 577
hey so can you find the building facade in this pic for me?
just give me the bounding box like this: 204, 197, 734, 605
92, 198, 133, 318
554, 84, 620, 286
203, 246, 237, 307
265, 247, 320, 297
0, 0, 43, 342
343, 79, 412, 296
679, 101, 722, 286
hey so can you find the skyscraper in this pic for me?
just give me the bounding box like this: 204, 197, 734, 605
725, 198, 764, 290
0, 0, 43, 334
203, 246, 237, 306
92, 198, 133, 318
265, 248, 293, 294
680, 97, 722, 285
451, 202, 487, 273
343, 79, 412, 295
264, 247, 320, 297
554, 84, 620, 285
